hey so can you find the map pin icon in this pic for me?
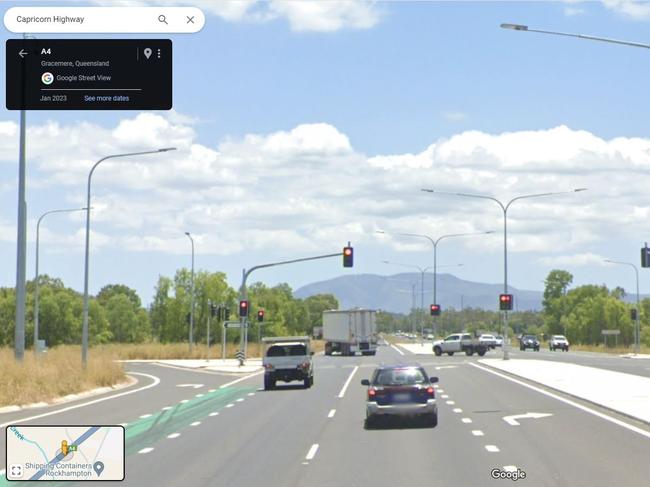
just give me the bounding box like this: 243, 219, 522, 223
93, 461, 104, 477
144, 48, 152, 59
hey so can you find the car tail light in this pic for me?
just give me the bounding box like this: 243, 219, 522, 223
426, 386, 435, 397
368, 388, 377, 399
264, 364, 274, 370
297, 361, 310, 369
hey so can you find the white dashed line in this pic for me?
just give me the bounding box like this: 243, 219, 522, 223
248, 392, 255, 396
190, 421, 201, 426
305, 444, 319, 460
485, 445, 500, 452
167, 433, 180, 439
472, 430, 484, 436
161, 406, 172, 411
208, 389, 216, 393
196, 394, 204, 398
226, 403, 234, 408
441, 394, 449, 399
209, 412, 219, 417
433, 384, 440, 389
338, 366, 359, 398
437, 389, 445, 393
236, 398, 244, 402
138, 447, 154, 454
452, 408, 463, 413
328, 409, 336, 418
461, 418, 473, 424
446, 401, 455, 405
139, 414, 152, 419
390, 344, 405, 355
180, 399, 189, 404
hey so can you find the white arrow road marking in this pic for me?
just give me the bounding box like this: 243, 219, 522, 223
176, 384, 204, 389
503, 412, 553, 426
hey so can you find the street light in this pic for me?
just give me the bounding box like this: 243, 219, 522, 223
81, 147, 176, 368
604, 259, 641, 354
422, 187, 587, 359
377, 229, 492, 334
185, 231, 195, 352
500, 23, 650, 50
34, 207, 87, 354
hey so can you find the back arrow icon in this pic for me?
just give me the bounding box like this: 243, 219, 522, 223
18, 49, 28, 58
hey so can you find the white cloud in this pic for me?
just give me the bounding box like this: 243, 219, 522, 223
441, 111, 468, 122
3, 115, 650, 260
91, 0, 382, 31
601, 0, 650, 20
538, 253, 608, 267
564, 6, 586, 16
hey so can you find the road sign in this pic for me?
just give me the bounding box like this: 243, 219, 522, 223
601, 329, 621, 336
224, 321, 247, 329
503, 412, 553, 426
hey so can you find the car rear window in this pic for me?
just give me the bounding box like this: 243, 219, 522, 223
373, 368, 427, 386
266, 344, 307, 357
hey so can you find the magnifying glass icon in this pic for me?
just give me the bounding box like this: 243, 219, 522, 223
158, 14, 168, 25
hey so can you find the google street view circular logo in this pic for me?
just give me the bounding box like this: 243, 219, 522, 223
41, 72, 54, 85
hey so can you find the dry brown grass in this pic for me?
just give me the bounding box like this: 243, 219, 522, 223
565, 343, 650, 355
0, 345, 125, 408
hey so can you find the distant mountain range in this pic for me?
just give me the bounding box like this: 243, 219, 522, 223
295, 273, 544, 314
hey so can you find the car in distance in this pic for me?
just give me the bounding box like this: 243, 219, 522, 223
479, 334, 497, 349
519, 335, 540, 351
549, 335, 570, 351
361, 364, 438, 428
494, 335, 504, 347
262, 336, 314, 390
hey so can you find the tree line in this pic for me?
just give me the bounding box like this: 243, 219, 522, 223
0, 269, 338, 348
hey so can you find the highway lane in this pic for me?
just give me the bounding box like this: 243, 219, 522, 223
3, 346, 650, 486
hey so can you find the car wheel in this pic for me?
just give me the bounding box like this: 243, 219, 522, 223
477, 349, 486, 357
434, 346, 442, 356
304, 378, 311, 388
465, 349, 474, 356
428, 413, 438, 428
447, 352, 454, 356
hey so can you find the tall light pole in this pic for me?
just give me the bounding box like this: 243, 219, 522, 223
501, 23, 650, 50
185, 232, 195, 353
422, 188, 587, 359
81, 148, 176, 368
605, 259, 641, 354
34, 207, 87, 353
377, 229, 493, 334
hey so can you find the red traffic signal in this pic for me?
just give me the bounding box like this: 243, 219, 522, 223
499, 294, 513, 311
430, 304, 441, 316
257, 309, 265, 322
239, 300, 249, 317
343, 246, 353, 267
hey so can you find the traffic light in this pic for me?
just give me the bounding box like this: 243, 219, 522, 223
430, 304, 441, 316
223, 308, 230, 321
239, 300, 249, 317
343, 246, 353, 267
210, 304, 219, 317
499, 294, 513, 311
631, 308, 638, 321
257, 309, 265, 322
642, 246, 650, 268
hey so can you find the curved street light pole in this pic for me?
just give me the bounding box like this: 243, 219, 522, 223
34, 207, 87, 354
185, 232, 195, 353
81, 148, 176, 368
422, 188, 587, 359
605, 259, 641, 354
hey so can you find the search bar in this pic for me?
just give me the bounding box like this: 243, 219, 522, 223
4, 7, 205, 33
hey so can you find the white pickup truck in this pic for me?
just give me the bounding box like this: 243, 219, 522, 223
432, 333, 488, 357
262, 336, 314, 390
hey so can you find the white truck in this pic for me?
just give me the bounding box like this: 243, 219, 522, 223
323, 309, 377, 356
262, 336, 314, 390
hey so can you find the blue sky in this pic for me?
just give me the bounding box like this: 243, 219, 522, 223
2, 0, 650, 307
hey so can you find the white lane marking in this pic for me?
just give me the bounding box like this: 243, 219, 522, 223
338, 366, 359, 398
208, 389, 216, 393
138, 447, 154, 454
302, 462, 309, 465
177, 383, 203, 389
453, 408, 463, 413
236, 398, 244, 402
161, 406, 172, 411
435, 365, 457, 370
226, 403, 234, 408
195, 394, 204, 398
190, 421, 201, 426
433, 384, 440, 388
472, 430, 484, 436
503, 466, 518, 472
209, 412, 219, 417
390, 344, 405, 356
461, 418, 473, 423
139, 413, 152, 419
446, 401, 455, 405
441, 394, 449, 399
180, 399, 189, 404
470, 362, 650, 440
437, 389, 445, 393
503, 412, 553, 426
167, 433, 180, 439
248, 392, 255, 396
485, 445, 500, 452
0, 372, 160, 428
219, 370, 264, 389
305, 443, 319, 460
328, 409, 336, 418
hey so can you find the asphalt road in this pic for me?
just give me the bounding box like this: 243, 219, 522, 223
2, 346, 650, 486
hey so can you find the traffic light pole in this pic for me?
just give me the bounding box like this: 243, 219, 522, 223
239, 250, 346, 362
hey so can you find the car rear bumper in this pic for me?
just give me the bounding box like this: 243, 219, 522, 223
367, 399, 437, 417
